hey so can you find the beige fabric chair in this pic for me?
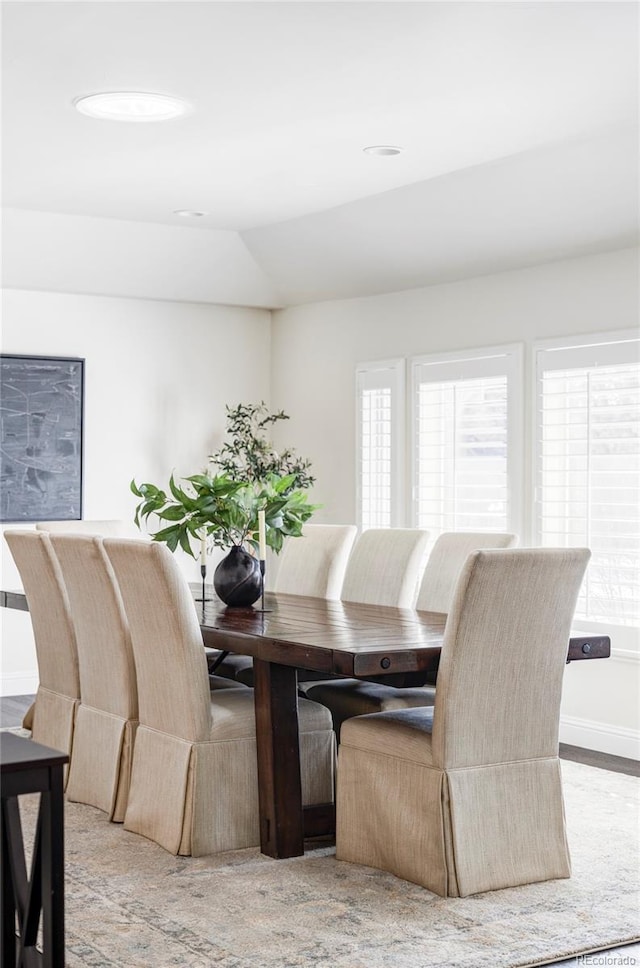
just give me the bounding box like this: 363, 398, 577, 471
274, 524, 358, 598
36, 519, 139, 536
415, 531, 518, 612
306, 532, 518, 734
216, 524, 358, 682
103, 538, 336, 856
336, 547, 590, 896
340, 527, 430, 608
48, 534, 138, 821
4, 530, 80, 763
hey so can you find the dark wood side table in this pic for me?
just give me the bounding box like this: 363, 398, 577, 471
1, 733, 68, 968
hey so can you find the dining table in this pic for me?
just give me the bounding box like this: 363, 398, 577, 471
1, 586, 612, 860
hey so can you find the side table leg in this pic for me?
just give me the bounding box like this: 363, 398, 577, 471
1, 799, 17, 967
2, 796, 41, 968
40, 766, 65, 968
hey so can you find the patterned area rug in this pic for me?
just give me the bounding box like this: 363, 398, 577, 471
16, 759, 640, 968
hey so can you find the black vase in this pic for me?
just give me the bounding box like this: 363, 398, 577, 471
213, 545, 262, 607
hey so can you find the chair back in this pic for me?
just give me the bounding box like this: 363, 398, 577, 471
416, 531, 518, 613
49, 534, 137, 720
103, 538, 212, 742
340, 528, 430, 608
36, 519, 138, 536
4, 529, 79, 700
273, 524, 357, 599
431, 548, 590, 770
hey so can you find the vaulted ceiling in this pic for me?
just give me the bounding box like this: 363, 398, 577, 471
2, 2, 638, 307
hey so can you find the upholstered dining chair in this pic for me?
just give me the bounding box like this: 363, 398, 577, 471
213, 524, 358, 682
414, 531, 518, 612
336, 547, 590, 896
103, 538, 336, 856
305, 531, 518, 735
47, 534, 138, 821
339, 527, 430, 608
4, 530, 80, 764
40, 518, 241, 697
273, 524, 358, 598
36, 519, 140, 536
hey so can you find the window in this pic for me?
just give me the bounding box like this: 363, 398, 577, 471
535, 332, 639, 629
356, 359, 404, 530
355, 333, 639, 641
411, 345, 523, 535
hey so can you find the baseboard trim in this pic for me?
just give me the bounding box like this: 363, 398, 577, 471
611, 648, 640, 664
560, 714, 639, 760
1, 673, 38, 697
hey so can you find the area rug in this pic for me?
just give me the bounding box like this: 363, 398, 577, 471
15, 759, 639, 968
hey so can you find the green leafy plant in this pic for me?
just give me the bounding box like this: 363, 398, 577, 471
209, 402, 314, 492
131, 403, 318, 557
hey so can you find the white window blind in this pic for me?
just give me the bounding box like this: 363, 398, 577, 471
412, 346, 522, 535
356, 359, 404, 530
536, 333, 640, 628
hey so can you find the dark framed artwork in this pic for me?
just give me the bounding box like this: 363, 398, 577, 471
0, 354, 85, 522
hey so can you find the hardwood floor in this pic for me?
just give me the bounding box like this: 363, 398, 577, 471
0, 693, 33, 728
2, 694, 638, 968
559, 742, 640, 777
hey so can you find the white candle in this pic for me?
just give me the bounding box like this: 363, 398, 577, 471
258, 510, 267, 560
200, 534, 207, 566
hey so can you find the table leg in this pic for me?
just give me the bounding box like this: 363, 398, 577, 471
40, 767, 65, 967
1, 765, 66, 967
2, 796, 44, 968
1, 797, 17, 968
252, 658, 304, 859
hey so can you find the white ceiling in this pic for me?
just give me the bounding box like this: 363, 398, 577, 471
2, 1, 638, 306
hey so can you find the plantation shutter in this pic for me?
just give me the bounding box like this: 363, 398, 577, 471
412, 346, 522, 535
536, 334, 640, 627
356, 360, 404, 530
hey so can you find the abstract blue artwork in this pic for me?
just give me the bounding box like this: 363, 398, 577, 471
0, 355, 84, 522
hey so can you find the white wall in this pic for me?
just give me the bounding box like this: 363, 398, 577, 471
271, 247, 640, 759
1, 288, 271, 695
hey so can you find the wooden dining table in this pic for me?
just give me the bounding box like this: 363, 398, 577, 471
1, 586, 612, 860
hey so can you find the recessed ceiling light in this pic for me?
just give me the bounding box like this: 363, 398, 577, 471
173, 210, 207, 218
74, 92, 192, 122
363, 145, 404, 156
